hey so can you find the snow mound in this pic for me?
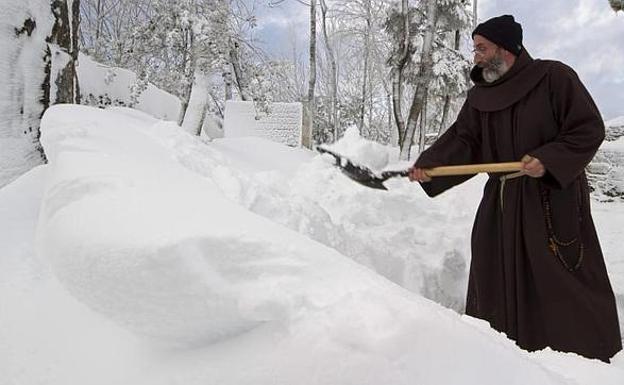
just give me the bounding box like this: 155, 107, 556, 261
588, 116, 624, 201
6, 104, 621, 384
36, 105, 374, 345
78, 53, 181, 121
210, 136, 315, 175
143, 117, 483, 312
326, 126, 390, 171
606, 116, 624, 128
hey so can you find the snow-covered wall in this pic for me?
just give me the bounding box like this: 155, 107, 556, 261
224, 101, 302, 147
78, 54, 181, 122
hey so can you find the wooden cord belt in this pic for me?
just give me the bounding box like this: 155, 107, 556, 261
498, 171, 526, 212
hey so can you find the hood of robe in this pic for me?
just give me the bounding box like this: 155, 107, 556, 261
467, 49, 554, 112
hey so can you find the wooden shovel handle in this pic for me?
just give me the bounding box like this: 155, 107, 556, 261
424, 162, 523, 177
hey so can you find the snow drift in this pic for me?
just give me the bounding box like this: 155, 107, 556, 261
78, 54, 181, 122
2, 104, 617, 384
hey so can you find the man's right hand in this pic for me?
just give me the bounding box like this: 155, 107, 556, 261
408, 167, 432, 183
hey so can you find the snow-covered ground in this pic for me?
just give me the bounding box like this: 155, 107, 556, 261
1, 105, 623, 384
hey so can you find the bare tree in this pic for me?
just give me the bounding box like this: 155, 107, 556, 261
80, 0, 151, 66
48, 0, 81, 105
229, 40, 252, 101
302, 0, 317, 149
327, 0, 392, 143
319, 0, 338, 142
390, 0, 410, 147
437, 30, 461, 138
181, 69, 210, 135
357, 0, 372, 133
399, 0, 438, 160
473, 0, 478, 28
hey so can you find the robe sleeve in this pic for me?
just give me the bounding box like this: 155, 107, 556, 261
414, 101, 482, 197
528, 63, 605, 190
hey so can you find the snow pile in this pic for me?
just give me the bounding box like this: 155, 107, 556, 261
37, 105, 352, 345
587, 117, 624, 201
134, 121, 474, 311
605, 116, 624, 138
201, 128, 474, 311
592, 202, 624, 337
78, 53, 181, 121
2, 104, 623, 384
324, 126, 391, 171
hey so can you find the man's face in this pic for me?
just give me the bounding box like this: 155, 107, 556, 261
473, 35, 509, 83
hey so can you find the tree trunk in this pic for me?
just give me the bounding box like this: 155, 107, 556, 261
182, 69, 210, 136
223, 62, 233, 101
391, 0, 410, 147
418, 89, 428, 153
387, 92, 394, 144
302, 0, 317, 149
399, 0, 438, 161
177, 27, 195, 126
230, 41, 250, 101
437, 30, 461, 138
320, 0, 338, 142
48, 0, 81, 105
473, 0, 478, 28
358, 0, 372, 134
94, 0, 102, 58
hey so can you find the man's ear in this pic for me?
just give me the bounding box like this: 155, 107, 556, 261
501, 49, 517, 64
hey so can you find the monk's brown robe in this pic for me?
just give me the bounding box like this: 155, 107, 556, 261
415, 49, 622, 361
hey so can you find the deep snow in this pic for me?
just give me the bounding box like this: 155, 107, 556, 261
1, 105, 623, 384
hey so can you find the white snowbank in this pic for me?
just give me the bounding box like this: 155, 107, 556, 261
588, 127, 624, 201
78, 53, 181, 121
38, 105, 338, 344
606, 116, 624, 128
1, 105, 622, 384
324, 126, 391, 171
206, 128, 477, 311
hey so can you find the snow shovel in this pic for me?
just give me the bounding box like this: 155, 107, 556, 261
317, 146, 523, 190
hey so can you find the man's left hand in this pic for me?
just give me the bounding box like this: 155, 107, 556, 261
521, 154, 545, 178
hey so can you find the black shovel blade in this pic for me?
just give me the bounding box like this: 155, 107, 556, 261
317, 146, 409, 190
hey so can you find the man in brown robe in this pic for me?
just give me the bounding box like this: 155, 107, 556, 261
409, 15, 622, 362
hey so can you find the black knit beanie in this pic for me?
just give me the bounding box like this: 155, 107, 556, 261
472, 15, 523, 56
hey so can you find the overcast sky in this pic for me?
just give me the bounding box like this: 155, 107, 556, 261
480, 0, 623, 120
252, 0, 623, 120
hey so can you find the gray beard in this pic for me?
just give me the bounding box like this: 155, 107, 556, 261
482, 57, 510, 83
